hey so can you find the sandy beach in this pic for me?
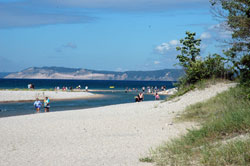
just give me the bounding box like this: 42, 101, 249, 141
0, 90, 103, 103
0, 83, 236, 166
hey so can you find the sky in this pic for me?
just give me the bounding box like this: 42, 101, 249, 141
0, 0, 231, 72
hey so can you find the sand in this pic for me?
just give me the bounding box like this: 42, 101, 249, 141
0, 90, 102, 103
0, 83, 236, 166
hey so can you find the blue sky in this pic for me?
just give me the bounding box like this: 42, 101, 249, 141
0, 0, 230, 72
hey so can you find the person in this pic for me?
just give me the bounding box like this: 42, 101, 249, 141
135, 95, 139, 102
44, 97, 50, 112
34, 98, 42, 113
139, 92, 144, 102
155, 93, 160, 100
148, 87, 151, 93
142, 86, 145, 92
85, 85, 88, 92
154, 86, 158, 92
135, 93, 144, 102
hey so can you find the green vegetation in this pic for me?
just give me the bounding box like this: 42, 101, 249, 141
210, 0, 250, 87
142, 2, 250, 165
201, 139, 250, 166
139, 157, 154, 163
149, 85, 250, 165
166, 31, 233, 101
175, 32, 232, 88
147, 26, 249, 165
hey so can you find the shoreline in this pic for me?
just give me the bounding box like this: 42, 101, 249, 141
0, 94, 105, 104
0, 90, 104, 103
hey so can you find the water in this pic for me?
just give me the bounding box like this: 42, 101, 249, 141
0, 79, 175, 117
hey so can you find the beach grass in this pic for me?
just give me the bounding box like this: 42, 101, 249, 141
200, 138, 250, 166
139, 156, 154, 163
147, 85, 250, 165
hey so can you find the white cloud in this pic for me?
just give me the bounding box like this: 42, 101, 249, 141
155, 39, 180, 55
200, 32, 211, 39
155, 43, 170, 54
169, 40, 179, 46
169, 40, 180, 46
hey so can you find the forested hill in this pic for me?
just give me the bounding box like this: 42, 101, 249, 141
4, 67, 184, 81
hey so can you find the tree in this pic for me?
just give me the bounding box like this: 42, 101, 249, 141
210, 0, 250, 86
176, 31, 201, 68
176, 31, 203, 85
176, 31, 229, 86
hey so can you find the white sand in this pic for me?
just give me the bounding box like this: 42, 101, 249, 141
0, 90, 101, 102
0, 83, 236, 166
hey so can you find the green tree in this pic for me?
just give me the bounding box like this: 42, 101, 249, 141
176, 31, 201, 68
176, 31, 204, 85
176, 32, 229, 86
210, 0, 250, 86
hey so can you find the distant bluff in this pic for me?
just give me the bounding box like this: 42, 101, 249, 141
4, 67, 184, 81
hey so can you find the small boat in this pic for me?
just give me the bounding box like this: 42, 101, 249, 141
109, 86, 115, 89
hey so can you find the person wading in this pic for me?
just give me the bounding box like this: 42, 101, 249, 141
44, 97, 50, 112
34, 98, 42, 113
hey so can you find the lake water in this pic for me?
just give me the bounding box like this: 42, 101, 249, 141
0, 79, 175, 117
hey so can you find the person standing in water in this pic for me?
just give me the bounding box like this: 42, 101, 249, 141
155, 93, 160, 100
44, 97, 50, 112
34, 98, 42, 113
139, 92, 144, 102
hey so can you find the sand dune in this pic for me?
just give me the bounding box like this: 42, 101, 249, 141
0, 83, 236, 166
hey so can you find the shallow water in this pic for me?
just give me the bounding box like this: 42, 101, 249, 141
0, 79, 174, 117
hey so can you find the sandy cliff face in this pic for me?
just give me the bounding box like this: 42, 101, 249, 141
5, 67, 184, 81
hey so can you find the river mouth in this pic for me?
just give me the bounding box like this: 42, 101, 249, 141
0, 91, 168, 118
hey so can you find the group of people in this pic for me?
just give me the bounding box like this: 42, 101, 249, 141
132, 86, 163, 102
143, 86, 166, 94
33, 97, 50, 113
135, 92, 160, 102
126, 86, 167, 94
55, 85, 88, 92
